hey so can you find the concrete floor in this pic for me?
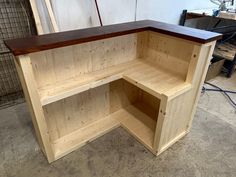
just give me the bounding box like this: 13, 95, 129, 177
0, 74, 236, 177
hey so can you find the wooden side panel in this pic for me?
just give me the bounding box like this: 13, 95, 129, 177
156, 42, 216, 153
30, 34, 137, 88
187, 42, 216, 130
14, 55, 54, 162
186, 46, 202, 83
109, 80, 140, 113
146, 32, 196, 78
137, 90, 160, 121
158, 92, 192, 152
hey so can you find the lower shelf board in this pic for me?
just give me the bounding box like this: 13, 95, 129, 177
115, 105, 156, 152
52, 114, 120, 160
52, 105, 156, 160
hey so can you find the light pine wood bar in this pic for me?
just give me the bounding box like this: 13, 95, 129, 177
5, 20, 221, 163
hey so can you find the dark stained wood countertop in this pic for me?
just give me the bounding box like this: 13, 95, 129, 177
5, 20, 222, 56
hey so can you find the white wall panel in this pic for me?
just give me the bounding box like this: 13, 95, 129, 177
35, 0, 52, 33
97, 0, 137, 25
51, 0, 100, 31
32, 0, 221, 33
139, 0, 218, 24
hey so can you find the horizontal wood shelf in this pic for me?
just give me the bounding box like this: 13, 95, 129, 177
116, 105, 156, 152
39, 60, 132, 105
39, 59, 191, 105
52, 113, 120, 160
52, 105, 156, 160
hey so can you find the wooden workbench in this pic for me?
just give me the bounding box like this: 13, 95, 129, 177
180, 9, 236, 77
213, 41, 236, 77
5, 20, 221, 163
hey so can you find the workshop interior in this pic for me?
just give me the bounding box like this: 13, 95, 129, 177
0, 0, 236, 176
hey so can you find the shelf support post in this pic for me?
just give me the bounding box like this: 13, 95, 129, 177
14, 55, 54, 162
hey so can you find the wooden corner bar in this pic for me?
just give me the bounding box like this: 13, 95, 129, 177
5, 20, 221, 163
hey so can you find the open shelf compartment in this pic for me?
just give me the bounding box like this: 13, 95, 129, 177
43, 79, 160, 160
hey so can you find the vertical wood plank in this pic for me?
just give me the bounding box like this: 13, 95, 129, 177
44, 0, 59, 32
29, 0, 44, 34
153, 95, 168, 152
187, 42, 216, 130
15, 55, 54, 162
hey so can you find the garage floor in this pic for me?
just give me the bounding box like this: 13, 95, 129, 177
0, 73, 236, 177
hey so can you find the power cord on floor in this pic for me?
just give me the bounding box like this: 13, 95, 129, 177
202, 82, 236, 109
